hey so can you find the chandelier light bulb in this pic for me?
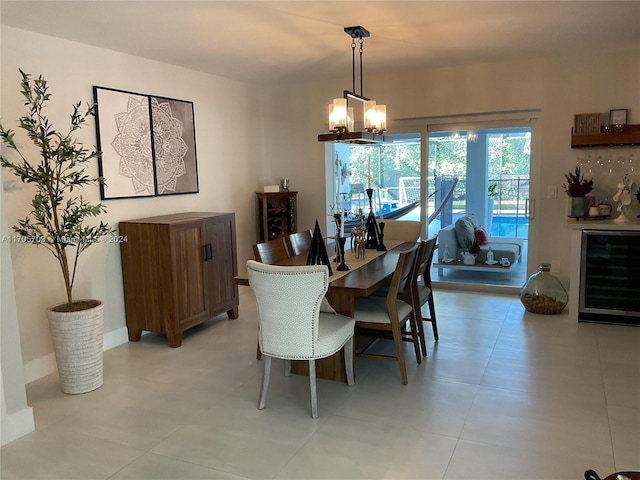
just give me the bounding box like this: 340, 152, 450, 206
364, 100, 377, 131
376, 104, 387, 132
329, 98, 348, 132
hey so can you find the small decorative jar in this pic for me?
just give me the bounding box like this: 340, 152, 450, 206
520, 263, 568, 315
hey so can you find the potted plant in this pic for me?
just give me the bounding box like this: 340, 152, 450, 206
563, 166, 594, 217
486, 183, 498, 235
0, 70, 113, 394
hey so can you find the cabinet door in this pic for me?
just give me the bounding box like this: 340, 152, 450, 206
171, 221, 210, 329
204, 215, 238, 314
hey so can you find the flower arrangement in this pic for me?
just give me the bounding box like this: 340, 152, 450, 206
563, 166, 594, 197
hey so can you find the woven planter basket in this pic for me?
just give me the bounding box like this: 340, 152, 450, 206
47, 300, 104, 394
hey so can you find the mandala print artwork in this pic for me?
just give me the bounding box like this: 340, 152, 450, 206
112, 97, 188, 195
94, 86, 198, 199
111, 95, 154, 194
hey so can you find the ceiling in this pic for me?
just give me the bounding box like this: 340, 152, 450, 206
2, 1, 639, 85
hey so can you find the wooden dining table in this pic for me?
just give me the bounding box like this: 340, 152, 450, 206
234, 240, 417, 382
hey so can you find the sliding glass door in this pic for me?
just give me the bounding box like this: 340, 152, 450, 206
428, 127, 531, 239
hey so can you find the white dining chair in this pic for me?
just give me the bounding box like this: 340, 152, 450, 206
246, 260, 355, 418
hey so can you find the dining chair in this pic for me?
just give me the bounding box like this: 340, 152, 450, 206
252, 237, 291, 264
252, 236, 292, 360
382, 219, 421, 242
246, 260, 355, 418
410, 235, 439, 357
352, 245, 420, 385
286, 229, 313, 256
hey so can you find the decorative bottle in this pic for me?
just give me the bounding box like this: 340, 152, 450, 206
520, 263, 568, 314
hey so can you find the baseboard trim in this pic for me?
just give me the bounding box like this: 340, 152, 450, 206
1, 406, 35, 446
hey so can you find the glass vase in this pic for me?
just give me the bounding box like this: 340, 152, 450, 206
569, 196, 586, 217
520, 263, 568, 315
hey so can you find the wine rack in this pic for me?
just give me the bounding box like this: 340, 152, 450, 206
256, 192, 297, 242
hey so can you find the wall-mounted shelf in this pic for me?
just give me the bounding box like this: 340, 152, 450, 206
571, 124, 640, 148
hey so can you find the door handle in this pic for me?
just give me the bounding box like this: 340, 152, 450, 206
206, 243, 213, 261
525, 199, 535, 219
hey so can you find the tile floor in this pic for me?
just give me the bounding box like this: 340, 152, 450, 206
2, 288, 639, 480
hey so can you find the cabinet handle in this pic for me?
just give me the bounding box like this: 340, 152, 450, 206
205, 243, 213, 261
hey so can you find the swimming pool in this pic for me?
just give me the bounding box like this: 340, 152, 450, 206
394, 208, 528, 240
490, 215, 529, 238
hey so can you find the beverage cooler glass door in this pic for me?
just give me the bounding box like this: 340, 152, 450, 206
579, 230, 640, 326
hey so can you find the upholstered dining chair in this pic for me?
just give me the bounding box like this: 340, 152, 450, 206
382, 219, 421, 242
252, 237, 292, 360
352, 245, 420, 384
246, 260, 355, 418
252, 237, 291, 264
286, 229, 313, 256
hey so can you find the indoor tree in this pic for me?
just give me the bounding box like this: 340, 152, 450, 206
0, 70, 113, 311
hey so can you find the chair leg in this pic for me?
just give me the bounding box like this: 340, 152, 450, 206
309, 360, 318, 418
256, 329, 262, 359
415, 311, 427, 357
344, 336, 355, 386
427, 296, 439, 341
258, 355, 272, 410
390, 320, 409, 385
408, 313, 422, 365
285, 359, 292, 377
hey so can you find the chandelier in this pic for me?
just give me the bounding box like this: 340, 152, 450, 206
318, 26, 391, 143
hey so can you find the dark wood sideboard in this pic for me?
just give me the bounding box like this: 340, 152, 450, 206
119, 212, 239, 347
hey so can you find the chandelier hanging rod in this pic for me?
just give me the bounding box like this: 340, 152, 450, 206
344, 26, 369, 99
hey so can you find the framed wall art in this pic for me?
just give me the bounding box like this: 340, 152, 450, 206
93, 86, 199, 200
573, 113, 601, 135
609, 108, 628, 126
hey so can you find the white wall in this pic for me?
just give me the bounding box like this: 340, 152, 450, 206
1, 168, 35, 445
1, 27, 266, 381
262, 48, 640, 288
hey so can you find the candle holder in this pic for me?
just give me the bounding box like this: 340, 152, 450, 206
337, 236, 349, 271
333, 213, 342, 262
365, 188, 379, 249
376, 222, 387, 251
